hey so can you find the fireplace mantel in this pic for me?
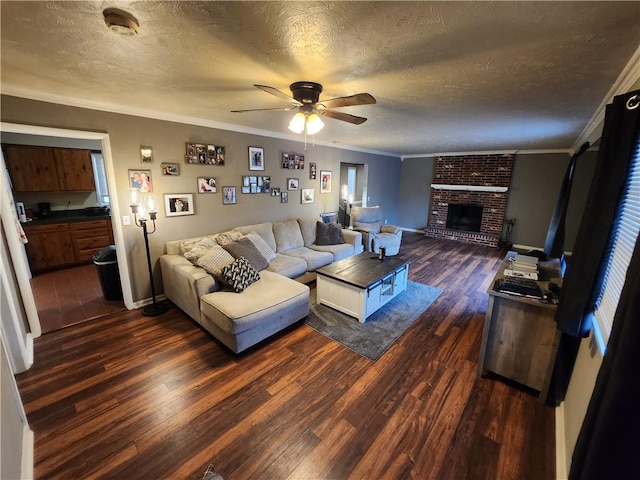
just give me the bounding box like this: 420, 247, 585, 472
431, 184, 508, 193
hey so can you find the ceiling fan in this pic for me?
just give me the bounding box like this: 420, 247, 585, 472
231, 82, 376, 134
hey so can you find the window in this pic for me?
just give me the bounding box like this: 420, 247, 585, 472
592, 136, 640, 353
91, 152, 110, 205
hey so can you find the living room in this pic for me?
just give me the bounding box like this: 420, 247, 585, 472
2, 2, 640, 479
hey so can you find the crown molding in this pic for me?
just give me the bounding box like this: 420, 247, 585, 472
402, 150, 517, 160
572, 44, 640, 152
0, 87, 401, 158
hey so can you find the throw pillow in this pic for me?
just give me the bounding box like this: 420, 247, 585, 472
221, 257, 260, 293
316, 221, 345, 245
213, 230, 243, 246
180, 237, 218, 264
222, 237, 269, 271
196, 245, 235, 280
244, 232, 276, 262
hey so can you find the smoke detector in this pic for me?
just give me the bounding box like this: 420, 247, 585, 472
103, 8, 139, 36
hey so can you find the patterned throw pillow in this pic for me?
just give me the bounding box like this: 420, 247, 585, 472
221, 257, 260, 293
196, 245, 235, 280
222, 237, 269, 271
316, 221, 345, 245
244, 232, 276, 262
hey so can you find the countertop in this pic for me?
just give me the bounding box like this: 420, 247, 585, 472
21, 209, 111, 226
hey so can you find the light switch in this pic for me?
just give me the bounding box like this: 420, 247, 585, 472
122, 215, 131, 226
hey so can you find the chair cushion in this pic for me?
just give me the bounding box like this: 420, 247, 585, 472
297, 218, 318, 246
234, 222, 276, 252
316, 221, 345, 245
354, 221, 382, 234
222, 237, 269, 271
283, 247, 333, 271
266, 253, 308, 278
221, 257, 260, 293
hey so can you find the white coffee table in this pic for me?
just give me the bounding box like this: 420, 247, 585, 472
316, 252, 409, 323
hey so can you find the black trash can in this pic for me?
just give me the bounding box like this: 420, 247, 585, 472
93, 245, 123, 300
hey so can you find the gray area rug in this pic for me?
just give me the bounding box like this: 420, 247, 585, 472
306, 281, 443, 361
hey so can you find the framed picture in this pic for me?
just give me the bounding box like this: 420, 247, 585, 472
320, 170, 332, 193
271, 188, 281, 197
281, 192, 288, 203
282, 153, 290, 169
197, 177, 217, 193
140, 146, 153, 164
248, 146, 264, 171
241, 185, 250, 194
207, 144, 225, 165
287, 178, 299, 191
301, 188, 315, 204
222, 186, 237, 205
309, 162, 317, 179
161, 163, 180, 176
129, 169, 153, 193
164, 193, 194, 217
262, 176, 271, 193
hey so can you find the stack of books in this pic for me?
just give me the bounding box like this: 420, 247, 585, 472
504, 254, 539, 280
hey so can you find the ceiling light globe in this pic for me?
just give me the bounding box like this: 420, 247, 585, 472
288, 112, 306, 134
306, 114, 324, 135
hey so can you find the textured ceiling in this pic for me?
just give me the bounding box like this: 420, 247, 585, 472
1, 1, 639, 156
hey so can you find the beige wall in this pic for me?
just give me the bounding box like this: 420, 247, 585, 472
1, 95, 400, 303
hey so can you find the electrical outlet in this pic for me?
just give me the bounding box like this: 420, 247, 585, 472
122, 215, 131, 226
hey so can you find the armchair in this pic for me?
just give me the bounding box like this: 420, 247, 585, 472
350, 206, 402, 256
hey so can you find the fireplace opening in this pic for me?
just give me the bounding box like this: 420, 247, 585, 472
446, 203, 483, 232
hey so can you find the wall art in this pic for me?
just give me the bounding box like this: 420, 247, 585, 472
140, 146, 153, 164
248, 146, 265, 171
301, 188, 314, 204
161, 163, 180, 176
222, 186, 237, 204
198, 177, 217, 193
129, 169, 153, 193
164, 193, 194, 217
320, 170, 332, 193
287, 178, 299, 191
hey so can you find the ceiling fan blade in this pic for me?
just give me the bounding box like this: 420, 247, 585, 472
231, 106, 297, 113
320, 110, 368, 125
254, 84, 301, 105
320, 93, 376, 109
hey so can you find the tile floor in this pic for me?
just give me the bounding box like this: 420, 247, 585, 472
30, 263, 126, 333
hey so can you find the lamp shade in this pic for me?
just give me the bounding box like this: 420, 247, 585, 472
306, 113, 324, 135
288, 112, 306, 134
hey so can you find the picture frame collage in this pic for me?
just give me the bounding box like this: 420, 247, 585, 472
185, 142, 225, 165
281, 152, 305, 170
242, 175, 271, 194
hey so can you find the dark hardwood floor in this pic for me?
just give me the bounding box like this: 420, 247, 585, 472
16, 233, 555, 479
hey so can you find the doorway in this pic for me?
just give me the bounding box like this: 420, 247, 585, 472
1, 123, 133, 343
339, 162, 368, 226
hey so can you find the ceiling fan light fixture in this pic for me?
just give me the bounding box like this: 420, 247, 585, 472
288, 112, 306, 134
103, 8, 139, 36
306, 113, 324, 135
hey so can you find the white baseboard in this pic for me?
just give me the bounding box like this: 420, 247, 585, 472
555, 402, 568, 480
130, 294, 168, 310
400, 227, 425, 233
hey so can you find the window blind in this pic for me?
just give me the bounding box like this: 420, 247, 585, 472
593, 136, 640, 351
91, 152, 110, 205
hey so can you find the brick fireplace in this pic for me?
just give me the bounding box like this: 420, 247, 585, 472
425, 154, 514, 247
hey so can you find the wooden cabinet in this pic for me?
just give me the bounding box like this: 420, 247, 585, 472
3, 144, 95, 192
23, 223, 76, 271
24, 219, 113, 272
71, 219, 113, 262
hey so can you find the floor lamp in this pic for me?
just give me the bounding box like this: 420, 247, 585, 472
130, 191, 169, 316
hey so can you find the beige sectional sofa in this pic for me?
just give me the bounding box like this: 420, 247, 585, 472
160, 218, 363, 353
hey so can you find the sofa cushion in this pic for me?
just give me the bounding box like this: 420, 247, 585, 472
266, 253, 308, 278
213, 230, 243, 246
273, 219, 304, 252
283, 247, 333, 271
244, 232, 276, 263
234, 222, 276, 252
310, 243, 354, 262
195, 245, 235, 279
297, 218, 318, 247
221, 257, 260, 293
222, 237, 269, 271
354, 221, 382, 234
316, 221, 345, 245
180, 237, 218, 264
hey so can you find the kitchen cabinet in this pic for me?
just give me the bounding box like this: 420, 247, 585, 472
71, 219, 113, 262
2, 144, 95, 192
23, 223, 76, 271
23, 218, 113, 272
